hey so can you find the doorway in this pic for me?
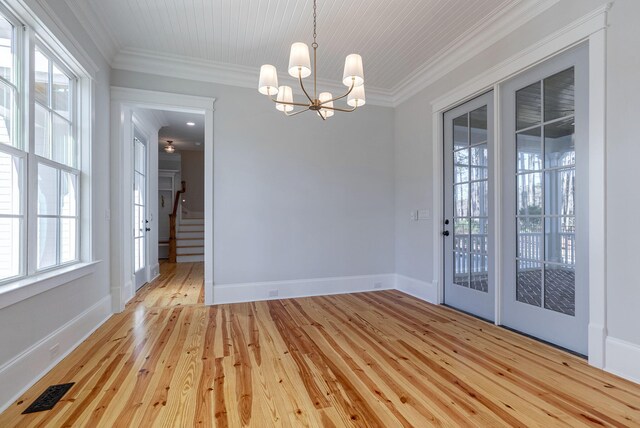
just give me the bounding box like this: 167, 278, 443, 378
110, 87, 215, 312
441, 44, 589, 355
443, 91, 494, 321
500, 44, 589, 355
133, 128, 149, 290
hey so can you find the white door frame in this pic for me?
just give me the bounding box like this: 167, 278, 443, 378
430, 5, 608, 367
110, 87, 216, 312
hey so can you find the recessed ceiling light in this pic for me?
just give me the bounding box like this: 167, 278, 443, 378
186, 121, 195, 126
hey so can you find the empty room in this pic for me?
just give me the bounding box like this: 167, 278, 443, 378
0, 0, 639, 426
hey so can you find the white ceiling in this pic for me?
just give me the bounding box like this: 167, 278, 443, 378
158, 111, 205, 152
72, 0, 521, 92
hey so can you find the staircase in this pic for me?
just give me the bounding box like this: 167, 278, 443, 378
176, 218, 204, 262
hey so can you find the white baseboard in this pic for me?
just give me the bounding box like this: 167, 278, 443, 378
0, 295, 112, 413
604, 336, 640, 384
395, 274, 437, 304
204, 280, 214, 306
588, 323, 606, 368
150, 263, 160, 281
212, 273, 396, 305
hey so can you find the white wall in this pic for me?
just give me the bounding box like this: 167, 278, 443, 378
180, 150, 204, 215
394, 0, 640, 380
605, 0, 640, 352
111, 71, 396, 285
0, 0, 112, 410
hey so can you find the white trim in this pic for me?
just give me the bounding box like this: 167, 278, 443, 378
111, 86, 216, 112
395, 274, 437, 304
110, 87, 215, 312
0, 261, 99, 310
430, 5, 610, 365
431, 4, 610, 113
604, 337, 640, 384
5, 0, 100, 77
587, 27, 608, 369
60, 0, 120, 64
392, 0, 560, 106
212, 274, 396, 305
0, 294, 112, 413
112, 48, 395, 108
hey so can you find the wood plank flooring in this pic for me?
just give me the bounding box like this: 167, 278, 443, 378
1, 262, 639, 427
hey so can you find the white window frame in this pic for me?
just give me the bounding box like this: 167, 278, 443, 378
30, 40, 81, 274
0, 0, 96, 306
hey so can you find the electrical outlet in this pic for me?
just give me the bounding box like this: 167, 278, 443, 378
268, 289, 279, 298
49, 343, 60, 360
374, 282, 383, 289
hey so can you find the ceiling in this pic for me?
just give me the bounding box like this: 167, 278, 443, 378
158, 111, 205, 152
74, 0, 520, 92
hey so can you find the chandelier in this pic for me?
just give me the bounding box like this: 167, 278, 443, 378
257, 0, 366, 120
164, 140, 175, 153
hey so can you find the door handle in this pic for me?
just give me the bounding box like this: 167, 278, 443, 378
442, 230, 450, 237
145, 227, 151, 232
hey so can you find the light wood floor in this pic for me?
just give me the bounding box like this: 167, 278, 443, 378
1, 262, 639, 427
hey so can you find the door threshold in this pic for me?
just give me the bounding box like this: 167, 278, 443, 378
442, 304, 587, 360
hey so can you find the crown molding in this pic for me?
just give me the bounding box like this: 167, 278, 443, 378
62, 0, 120, 65
391, 0, 560, 106
112, 48, 395, 108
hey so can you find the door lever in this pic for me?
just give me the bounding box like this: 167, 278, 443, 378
442, 230, 450, 237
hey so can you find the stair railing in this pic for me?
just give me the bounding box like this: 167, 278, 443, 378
168, 180, 186, 263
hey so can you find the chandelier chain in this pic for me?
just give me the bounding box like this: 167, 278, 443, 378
312, 0, 318, 48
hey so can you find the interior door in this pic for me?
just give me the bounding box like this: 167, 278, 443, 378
443, 91, 494, 321
500, 43, 588, 355
133, 129, 148, 290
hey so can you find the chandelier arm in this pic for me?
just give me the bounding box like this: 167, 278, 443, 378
269, 96, 311, 107
321, 105, 357, 113
285, 107, 311, 117
298, 69, 315, 103
318, 80, 355, 106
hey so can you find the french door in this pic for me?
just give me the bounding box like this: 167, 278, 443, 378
443, 92, 494, 321
133, 129, 148, 290
501, 44, 589, 355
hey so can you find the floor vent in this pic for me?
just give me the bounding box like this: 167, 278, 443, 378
22, 383, 74, 414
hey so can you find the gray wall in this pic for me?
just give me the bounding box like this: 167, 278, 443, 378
180, 151, 205, 214
0, 0, 111, 367
394, 0, 640, 347
111, 70, 396, 285
605, 0, 640, 347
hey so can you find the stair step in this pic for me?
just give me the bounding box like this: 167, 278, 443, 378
177, 238, 204, 246
177, 254, 204, 262
178, 225, 204, 232
177, 231, 204, 239
177, 246, 204, 255
180, 218, 204, 225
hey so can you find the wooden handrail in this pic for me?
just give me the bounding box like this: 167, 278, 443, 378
168, 181, 186, 263
172, 180, 186, 217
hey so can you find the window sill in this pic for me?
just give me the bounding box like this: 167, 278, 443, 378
0, 261, 101, 310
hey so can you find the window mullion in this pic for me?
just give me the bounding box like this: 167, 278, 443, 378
25, 26, 38, 275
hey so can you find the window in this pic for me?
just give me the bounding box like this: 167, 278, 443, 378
34, 46, 78, 270
0, 4, 83, 284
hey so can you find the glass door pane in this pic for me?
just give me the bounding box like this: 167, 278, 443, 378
133, 134, 147, 288
500, 43, 588, 355
515, 67, 576, 316
443, 91, 494, 321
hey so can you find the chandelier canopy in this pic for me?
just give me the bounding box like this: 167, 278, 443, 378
257, 0, 365, 120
